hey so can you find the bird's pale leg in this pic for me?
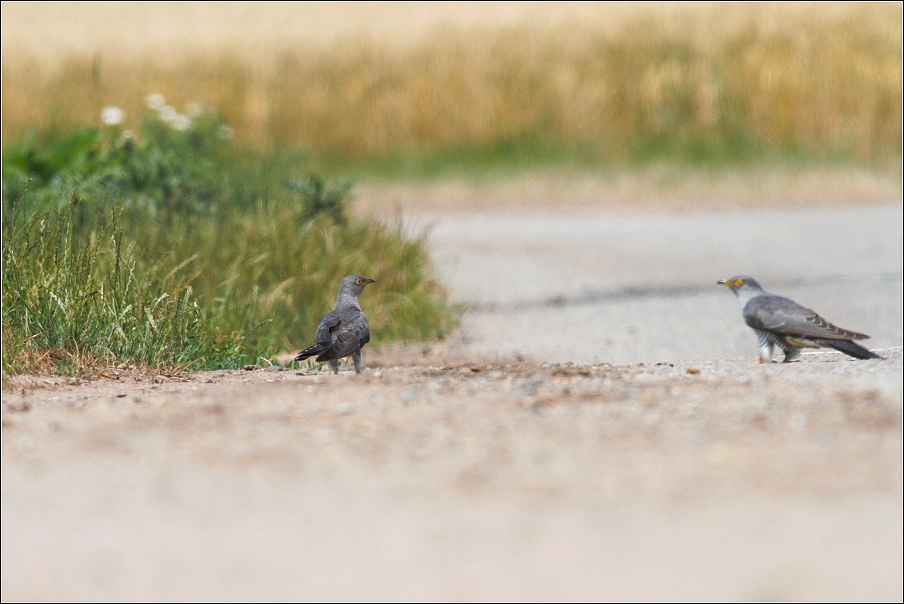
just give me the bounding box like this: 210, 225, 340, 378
782, 347, 802, 363
776, 336, 802, 363
352, 350, 363, 374
755, 330, 775, 364
757, 342, 774, 364
328, 359, 340, 374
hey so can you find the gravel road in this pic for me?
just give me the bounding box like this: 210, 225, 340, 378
2, 203, 902, 600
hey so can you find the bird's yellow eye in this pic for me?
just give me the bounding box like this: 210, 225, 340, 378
734, 278, 744, 286
355, 278, 363, 285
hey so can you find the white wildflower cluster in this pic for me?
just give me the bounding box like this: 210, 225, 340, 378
171, 114, 192, 132
144, 93, 193, 132
145, 93, 166, 110
142, 93, 233, 137
100, 106, 125, 126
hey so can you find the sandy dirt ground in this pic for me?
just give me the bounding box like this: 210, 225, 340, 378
2, 354, 901, 600
2, 203, 902, 600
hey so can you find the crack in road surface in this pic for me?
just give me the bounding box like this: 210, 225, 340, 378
470, 271, 904, 313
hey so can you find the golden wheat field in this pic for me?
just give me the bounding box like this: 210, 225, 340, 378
2, 2, 902, 163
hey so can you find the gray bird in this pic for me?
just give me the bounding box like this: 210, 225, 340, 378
294, 275, 375, 373
718, 276, 882, 363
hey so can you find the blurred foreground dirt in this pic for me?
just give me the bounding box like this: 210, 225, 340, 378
2, 351, 901, 600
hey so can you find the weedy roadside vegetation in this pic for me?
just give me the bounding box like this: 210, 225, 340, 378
2, 102, 456, 375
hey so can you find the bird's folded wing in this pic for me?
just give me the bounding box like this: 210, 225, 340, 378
315, 311, 343, 343
328, 313, 370, 358
743, 295, 869, 340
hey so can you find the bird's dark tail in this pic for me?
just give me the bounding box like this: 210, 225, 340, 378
815, 339, 883, 360
294, 342, 329, 362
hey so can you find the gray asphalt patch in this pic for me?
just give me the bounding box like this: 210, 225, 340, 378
429, 204, 903, 364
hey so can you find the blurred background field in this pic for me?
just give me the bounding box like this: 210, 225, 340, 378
2, 2, 902, 374
3, 2, 902, 177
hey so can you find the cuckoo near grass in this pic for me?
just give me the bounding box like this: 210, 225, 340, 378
294, 275, 375, 373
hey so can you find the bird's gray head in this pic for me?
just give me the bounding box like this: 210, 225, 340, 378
718, 275, 765, 302
336, 275, 375, 306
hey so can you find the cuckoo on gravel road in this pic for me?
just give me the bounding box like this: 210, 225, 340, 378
718, 276, 882, 363
294, 275, 375, 373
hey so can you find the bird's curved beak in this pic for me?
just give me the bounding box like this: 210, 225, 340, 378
365, 278, 376, 284
717, 279, 732, 287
